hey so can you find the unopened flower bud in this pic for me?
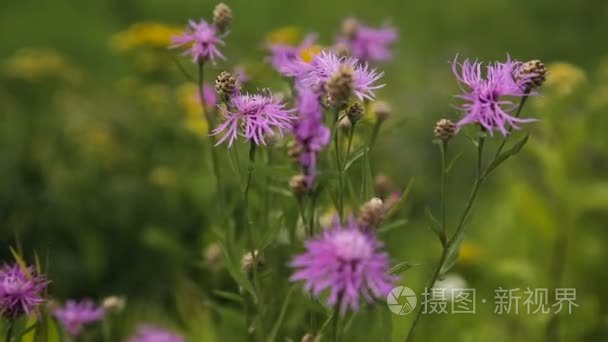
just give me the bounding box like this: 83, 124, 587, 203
339, 115, 352, 134
215, 71, 237, 96
333, 42, 351, 57
102, 296, 126, 313
346, 102, 364, 124
434, 119, 457, 141
289, 174, 308, 196
241, 250, 264, 273
213, 3, 232, 34
325, 65, 354, 107
204, 242, 223, 272
373, 101, 391, 122
341, 18, 359, 39
357, 197, 385, 229
301, 333, 315, 342
287, 140, 302, 161
374, 174, 393, 199
515, 60, 547, 90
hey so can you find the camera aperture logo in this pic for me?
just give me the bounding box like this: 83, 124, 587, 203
387, 286, 417, 315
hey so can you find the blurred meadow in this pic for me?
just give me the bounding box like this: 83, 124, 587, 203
1, 0, 608, 341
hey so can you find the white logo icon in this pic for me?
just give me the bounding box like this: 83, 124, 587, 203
387, 286, 417, 315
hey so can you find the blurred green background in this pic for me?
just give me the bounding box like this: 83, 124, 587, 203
1, 0, 608, 340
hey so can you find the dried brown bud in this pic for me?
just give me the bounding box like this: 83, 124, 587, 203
373, 101, 391, 122
287, 140, 302, 161
357, 197, 385, 229
213, 3, 232, 34
215, 71, 237, 96
204, 242, 223, 272
241, 250, 264, 273
434, 119, 457, 141
102, 296, 126, 313
325, 65, 354, 106
289, 174, 308, 196
515, 60, 547, 90
301, 333, 316, 342
374, 174, 393, 199
333, 42, 351, 58
346, 102, 364, 124
341, 18, 359, 39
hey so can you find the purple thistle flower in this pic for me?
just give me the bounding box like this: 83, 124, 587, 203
290, 219, 397, 314
170, 19, 225, 64
452, 56, 536, 136
337, 18, 398, 62
267, 34, 317, 77
301, 51, 384, 101
0, 263, 47, 319
292, 86, 330, 187
211, 92, 294, 147
53, 299, 105, 336
129, 325, 184, 342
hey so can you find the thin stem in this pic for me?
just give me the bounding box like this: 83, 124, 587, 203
333, 109, 344, 222
243, 141, 264, 341
5, 320, 14, 342
345, 124, 355, 167
369, 120, 382, 152
405, 248, 448, 342
494, 94, 529, 159
332, 297, 342, 342
440, 141, 448, 246
198, 62, 223, 210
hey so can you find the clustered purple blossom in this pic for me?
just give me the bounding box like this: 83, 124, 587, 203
267, 34, 318, 77
129, 325, 184, 342
452, 56, 536, 135
170, 19, 225, 64
292, 86, 330, 188
336, 18, 398, 62
290, 218, 397, 314
301, 51, 384, 102
53, 299, 105, 336
211, 92, 294, 146
0, 263, 47, 319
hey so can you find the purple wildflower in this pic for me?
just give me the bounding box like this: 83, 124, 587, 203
290, 219, 397, 314
129, 325, 184, 342
301, 51, 384, 101
267, 34, 317, 77
337, 18, 398, 62
452, 56, 536, 135
292, 86, 330, 187
211, 92, 294, 146
53, 299, 105, 336
170, 19, 225, 64
202, 83, 217, 109
0, 263, 47, 319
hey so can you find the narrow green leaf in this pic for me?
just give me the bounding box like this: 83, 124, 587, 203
389, 261, 418, 275
344, 146, 368, 171
267, 286, 295, 342
424, 207, 443, 240
212, 290, 244, 304
441, 234, 465, 276
485, 134, 529, 176
377, 219, 408, 234
10, 246, 32, 279
445, 152, 464, 173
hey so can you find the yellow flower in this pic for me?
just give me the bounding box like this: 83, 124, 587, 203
184, 116, 208, 136
176, 82, 202, 117
110, 22, 183, 52
544, 62, 587, 97
1, 48, 82, 84
266, 26, 302, 46
458, 241, 482, 265
299, 45, 322, 63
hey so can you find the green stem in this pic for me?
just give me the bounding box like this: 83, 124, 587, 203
333, 109, 344, 222
5, 320, 14, 342
405, 248, 448, 342
369, 120, 382, 152
243, 141, 264, 341
440, 141, 448, 246
345, 124, 355, 167
198, 62, 223, 211
493, 93, 529, 159
332, 297, 342, 342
